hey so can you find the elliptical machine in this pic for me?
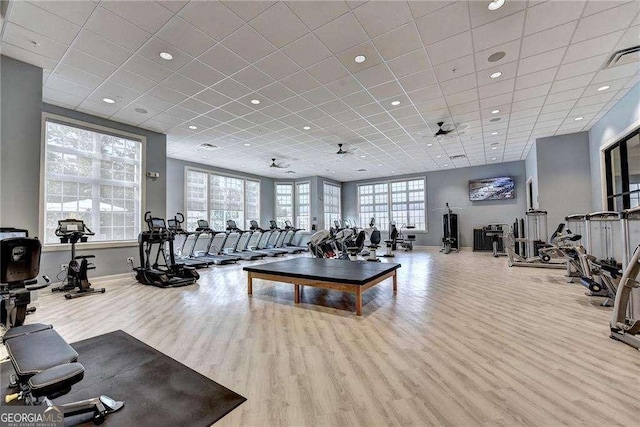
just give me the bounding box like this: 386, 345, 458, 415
53, 219, 105, 299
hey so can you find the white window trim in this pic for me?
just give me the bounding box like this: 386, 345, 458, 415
295, 180, 311, 230
323, 182, 342, 229
274, 181, 295, 225
599, 119, 640, 209
183, 166, 261, 229
356, 177, 428, 233
39, 113, 147, 251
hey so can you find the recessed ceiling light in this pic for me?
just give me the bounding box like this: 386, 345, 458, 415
491, 109, 500, 114
188, 125, 198, 130
102, 98, 115, 104
491, 132, 498, 135
426, 143, 433, 147
488, 0, 505, 11
597, 85, 610, 91
574, 116, 584, 121
360, 155, 366, 158
491, 146, 498, 150
488, 51, 506, 63
490, 71, 502, 79
244, 143, 251, 147
436, 155, 442, 158
492, 157, 497, 161
354, 55, 366, 63
250, 99, 260, 105
443, 164, 448, 167
134, 108, 148, 114
391, 100, 400, 106
159, 52, 173, 61
303, 126, 311, 130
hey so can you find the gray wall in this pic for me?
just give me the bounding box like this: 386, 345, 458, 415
0, 55, 167, 278
524, 141, 538, 209
535, 132, 592, 229
342, 161, 527, 247
589, 82, 640, 210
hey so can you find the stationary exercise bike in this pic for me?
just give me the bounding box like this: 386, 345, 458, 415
53, 219, 105, 299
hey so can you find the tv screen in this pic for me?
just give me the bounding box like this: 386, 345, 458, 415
469, 176, 515, 201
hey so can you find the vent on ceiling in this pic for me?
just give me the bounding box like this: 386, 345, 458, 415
285, 171, 296, 174
449, 154, 466, 160
602, 45, 640, 69
357, 168, 367, 172
198, 143, 218, 150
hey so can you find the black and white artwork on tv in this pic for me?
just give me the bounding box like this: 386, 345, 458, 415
469, 176, 515, 201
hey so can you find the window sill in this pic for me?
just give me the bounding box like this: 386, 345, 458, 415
43, 240, 139, 252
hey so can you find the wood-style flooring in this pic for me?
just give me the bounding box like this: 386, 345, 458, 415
16, 248, 640, 426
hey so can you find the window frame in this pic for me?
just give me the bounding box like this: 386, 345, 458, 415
295, 181, 311, 231
274, 182, 295, 227
603, 127, 640, 211
323, 182, 342, 230
356, 177, 428, 232
184, 166, 261, 231
39, 113, 147, 251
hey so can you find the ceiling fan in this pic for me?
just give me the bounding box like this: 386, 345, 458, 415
434, 122, 455, 137
334, 143, 358, 156
269, 158, 289, 169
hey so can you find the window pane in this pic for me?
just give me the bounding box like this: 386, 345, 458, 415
276, 183, 294, 226
357, 179, 426, 231
296, 182, 310, 230
44, 120, 142, 244
323, 183, 341, 229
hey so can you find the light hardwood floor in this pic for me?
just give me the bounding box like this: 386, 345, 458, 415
18, 249, 640, 426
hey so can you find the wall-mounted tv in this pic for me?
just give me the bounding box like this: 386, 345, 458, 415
469, 176, 515, 201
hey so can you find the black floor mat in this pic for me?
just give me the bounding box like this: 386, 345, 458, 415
1, 330, 246, 426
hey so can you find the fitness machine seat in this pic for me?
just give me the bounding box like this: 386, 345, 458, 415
3, 324, 124, 422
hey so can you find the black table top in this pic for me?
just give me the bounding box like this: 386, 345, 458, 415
244, 257, 401, 285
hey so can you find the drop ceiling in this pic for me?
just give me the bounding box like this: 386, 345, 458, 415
1, 0, 639, 181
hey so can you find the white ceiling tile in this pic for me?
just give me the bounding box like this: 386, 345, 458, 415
281, 33, 332, 68
163, 73, 206, 97
222, 101, 253, 117
513, 83, 551, 102
592, 62, 640, 84
256, 51, 301, 80
53, 64, 103, 89
478, 78, 515, 99
109, 69, 156, 92
445, 89, 478, 107
563, 30, 625, 64
520, 21, 576, 59
434, 55, 476, 82
122, 55, 173, 82
148, 85, 189, 105
136, 93, 173, 112
287, 1, 350, 30
336, 41, 384, 73
223, 25, 276, 62
313, 12, 368, 54
515, 67, 558, 91
398, 69, 438, 92
545, 87, 584, 104
325, 75, 362, 97
555, 54, 609, 80
440, 73, 477, 95
352, 1, 413, 38
157, 1, 189, 14
416, 1, 470, 45
517, 47, 565, 76
408, 1, 455, 19
3, 23, 68, 61
511, 96, 546, 111
616, 24, 640, 51
573, 91, 617, 108
468, 0, 527, 28
474, 39, 521, 72
427, 31, 473, 65
307, 56, 351, 84
368, 81, 405, 101
9, 1, 81, 44
101, 1, 173, 33
30, 0, 96, 26
180, 60, 225, 87
179, 1, 244, 41
549, 73, 595, 94
281, 71, 322, 93
251, 3, 308, 48
472, 11, 525, 52
572, 2, 639, 43
165, 105, 199, 121
77, 99, 120, 117
91, 81, 141, 105
86, 7, 150, 51
387, 49, 432, 77
301, 86, 336, 105
199, 45, 249, 76
73, 29, 132, 66
449, 99, 479, 114
211, 79, 251, 100
156, 17, 215, 57
45, 76, 93, 98
232, 66, 275, 91
408, 85, 445, 104
259, 82, 296, 103
541, 100, 577, 114
524, 1, 584, 36
353, 62, 394, 88
61, 49, 116, 78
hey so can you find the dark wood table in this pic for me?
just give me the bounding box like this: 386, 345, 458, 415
244, 258, 401, 316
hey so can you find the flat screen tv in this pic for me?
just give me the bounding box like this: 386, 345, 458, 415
469, 176, 515, 201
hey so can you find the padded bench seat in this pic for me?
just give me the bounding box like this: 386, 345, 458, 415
2, 323, 52, 342
5, 328, 78, 377
28, 362, 85, 398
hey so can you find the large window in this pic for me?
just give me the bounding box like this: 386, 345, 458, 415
185, 168, 260, 231
358, 178, 426, 230
42, 117, 143, 245
323, 183, 341, 229
604, 129, 640, 210
275, 183, 294, 226
296, 182, 310, 230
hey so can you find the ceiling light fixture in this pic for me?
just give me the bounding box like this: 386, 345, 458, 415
574, 116, 584, 121
354, 55, 366, 63
250, 99, 260, 105
436, 155, 442, 158
303, 126, 311, 130
360, 155, 366, 158
134, 108, 148, 114
488, 0, 505, 11
426, 143, 433, 147
244, 143, 251, 146
102, 98, 115, 104
391, 100, 400, 106
491, 146, 498, 150
597, 85, 610, 91
491, 109, 500, 114
490, 71, 502, 79
188, 125, 198, 130
443, 164, 448, 167
492, 157, 497, 160
492, 132, 498, 135
159, 52, 173, 61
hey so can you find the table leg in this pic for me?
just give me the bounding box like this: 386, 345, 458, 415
294, 284, 300, 303
355, 287, 362, 316
393, 271, 397, 293
247, 273, 253, 295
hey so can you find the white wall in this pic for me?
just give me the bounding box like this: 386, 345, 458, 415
589, 83, 640, 210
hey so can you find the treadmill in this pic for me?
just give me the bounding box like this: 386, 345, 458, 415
167, 215, 210, 269
268, 220, 304, 254
190, 221, 238, 265
225, 220, 266, 260
282, 220, 309, 252
249, 220, 287, 256
195, 220, 242, 263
